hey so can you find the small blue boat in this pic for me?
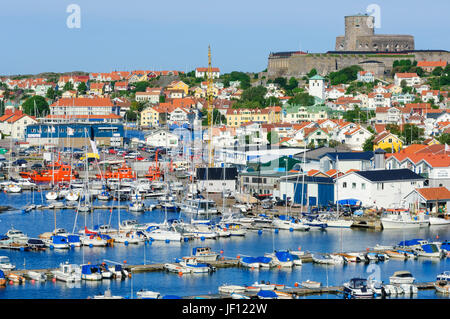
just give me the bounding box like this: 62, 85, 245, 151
257, 290, 278, 299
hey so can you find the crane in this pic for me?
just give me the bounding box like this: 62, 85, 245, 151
206, 45, 214, 167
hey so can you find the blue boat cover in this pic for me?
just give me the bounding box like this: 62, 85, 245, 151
51, 236, 68, 244
256, 256, 272, 264
0, 235, 9, 240
338, 199, 361, 206
161, 295, 182, 299
398, 239, 423, 246
114, 265, 123, 271
441, 242, 450, 250
422, 244, 438, 253
275, 251, 292, 262
242, 257, 258, 264
81, 265, 100, 274
0, 270, 4, 278
257, 290, 277, 298
67, 235, 80, 243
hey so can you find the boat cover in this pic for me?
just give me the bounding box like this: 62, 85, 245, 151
397, 239, 424, 247
256, 256, 272, 264
51, 236, 68, 244
257, 290, 277, 298
422, 244, 439, 253
275, 251, 292, 262
161, 295, 182, 299
241, 257, 258, 264
81, 265, 100, 274
338, 199, 361, 206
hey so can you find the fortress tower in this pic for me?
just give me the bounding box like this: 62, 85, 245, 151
335, 14, 414, 52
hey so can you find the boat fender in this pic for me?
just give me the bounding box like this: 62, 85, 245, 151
275, 229, 279, 234
124, 241, 129, 246
258, 230, 263, 235
200, 237, 205, 241
289, 228, 294, 232
165, 239, 170, 243
89, 244, 93, 248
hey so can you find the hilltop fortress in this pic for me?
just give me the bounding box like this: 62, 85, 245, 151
267, 14, 449, 79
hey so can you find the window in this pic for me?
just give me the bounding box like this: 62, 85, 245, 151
352, 183, 356, 189
342, 182, 347, 188
361, 183, 366, 190
377, 183, 384, 190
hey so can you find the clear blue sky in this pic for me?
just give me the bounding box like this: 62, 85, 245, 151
0, 0, 448, 75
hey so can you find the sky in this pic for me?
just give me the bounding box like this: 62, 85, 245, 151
0, 0, 449, 75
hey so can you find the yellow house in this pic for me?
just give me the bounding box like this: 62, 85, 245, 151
140, 107, 161, 127
167, 81, 189, 95
373, 131, 403, 152
191, 87, 205, 98
225, 107, 281, 127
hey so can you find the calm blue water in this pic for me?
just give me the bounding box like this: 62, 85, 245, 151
0, 190, 449, 299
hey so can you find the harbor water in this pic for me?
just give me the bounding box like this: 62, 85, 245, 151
0, 191, 449, 299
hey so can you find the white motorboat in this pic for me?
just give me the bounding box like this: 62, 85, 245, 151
129, 201, 145, 212
46, 191, 58, 201
384, 284, 403, 296
301, 280, 321, 289
239, 257, 260, 269
415, 243, 443, 258
92, 289, 124, 299
219, 284, 247, 295
219, 222, 247, 236
272, 217, 310, 231
264, 251, 294, 268
437, 271, 450, 282
435, 280, 450, 294
389, 270, 415, 284
77, 204, 91, 213
4, 183, 22, 193
80, 234, 109, 247
136, 289, 160, 299
343, 278, 374, 299
179, 198, 218, 215
163, 263, 192, 274
6, 228, 29, 244
191, 247, 219, 262
247, 281, 276, 291
52, 262, 81, 282
27, 271, 47, 282
149, 229, 182, 242
178, 257, 215, 273
429, 216, 450, 225
312, 253, 345, 265
0, 256, 15, 271
381, 209, 429, 229
80, 264, 103, 281
323, 218, 353, 228
110, 231, 142, 244
231, 293, 250, 299
400, 283, 418, 295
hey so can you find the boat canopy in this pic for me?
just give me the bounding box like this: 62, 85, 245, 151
0, 270, 5, 278
51, 236, 68, 244
257, 290, 278, 298
27, 238, 45, 245
81, 265, 101, 274
67, 235, 81, 243
338, 199, 361, 206
397, 239, 424, 247
242, 257, 259, 264
422, 244, 439, 253
161, 295, 182, 299
256, 256, 272, 264
275, 251, 293, 262
0, 235, 9, 241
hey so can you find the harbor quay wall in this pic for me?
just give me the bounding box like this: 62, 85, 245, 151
267, 51, 450, 79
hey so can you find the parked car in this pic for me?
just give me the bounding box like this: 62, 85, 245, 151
31, 163, 43, 170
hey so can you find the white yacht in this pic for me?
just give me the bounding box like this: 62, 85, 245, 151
179, 198, 218, 215
52, 262, 81, 282
6, 228, 29, 244
0, 256, 15, 271
381, 209, 429, 229
389, 270, 415, 284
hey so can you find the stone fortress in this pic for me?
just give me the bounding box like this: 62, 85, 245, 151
267, 14, 449, 79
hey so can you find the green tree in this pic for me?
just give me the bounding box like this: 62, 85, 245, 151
401, 124, 424, 144
46, 87, 56, 100
288, 93, 315, 106
77, 82, 87, 94
438, 133, 450, 145
432, 67, 444, 77
307, 69, 318, 78
362, 135, 375, 151
133, 81, 151, 92
22, 96, 49, 117
328, 65, 363, 85
63, 81, 74, 91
